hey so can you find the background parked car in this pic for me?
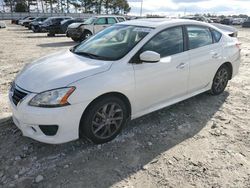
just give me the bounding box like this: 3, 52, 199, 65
181, 15, 212, 23
66, 16, 126, 41
11, 16, 30, 24
22, 17, 36, 27
0, 21, 6, 28
220, 18, 233, 25
210, 17, 221, 23
47, 18, 85, 36
19, 17, 35, 26
29, 16, 48, 30
30, 17, 50, 32
38, 16, 72, 34
242, 18, 250, 27
232, 18, 244, 25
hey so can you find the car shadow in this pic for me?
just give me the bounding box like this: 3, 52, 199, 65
37, 41, 78, 48
7, 28, 29, 31
0, 91, 229, 187
26, 35, 66, 39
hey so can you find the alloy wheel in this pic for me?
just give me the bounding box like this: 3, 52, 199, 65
91, 103, 124, 139
213, 67, 229, 93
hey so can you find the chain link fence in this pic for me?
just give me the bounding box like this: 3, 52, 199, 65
0, 12, 97, 20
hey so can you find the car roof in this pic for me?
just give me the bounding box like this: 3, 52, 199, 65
95, 15, 125, 18
118, 18, 210, 28
48, 16, 72, 19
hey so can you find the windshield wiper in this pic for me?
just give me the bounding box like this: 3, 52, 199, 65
73, 51, 112, 61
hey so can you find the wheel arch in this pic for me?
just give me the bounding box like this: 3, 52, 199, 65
83, 29, 92, 35
220, 62, 233, 80
79, 92, 132, 133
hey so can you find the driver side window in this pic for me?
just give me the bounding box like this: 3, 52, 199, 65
141, 27, 184, 58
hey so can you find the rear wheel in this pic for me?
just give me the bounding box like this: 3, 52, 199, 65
211, 65, 230, 95
79, 96, 128, 144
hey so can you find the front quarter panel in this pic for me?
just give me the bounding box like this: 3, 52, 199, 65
68, 61, 136, 116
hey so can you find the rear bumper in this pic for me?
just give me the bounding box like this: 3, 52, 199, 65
8, 91, 90, 144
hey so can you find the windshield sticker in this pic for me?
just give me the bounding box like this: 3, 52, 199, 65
133, 27, 153, 33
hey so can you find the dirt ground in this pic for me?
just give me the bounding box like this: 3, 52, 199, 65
0, 21, 249, 188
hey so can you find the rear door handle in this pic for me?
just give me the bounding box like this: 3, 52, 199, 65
176, 63, 186, 69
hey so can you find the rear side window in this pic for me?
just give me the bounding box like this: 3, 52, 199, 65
107, 17, 117, 24
142, 27, 184, 58
95, 18, 107, 25
187, 26, 213, 49
211, 29, 222, 42
117, 17, 125, 22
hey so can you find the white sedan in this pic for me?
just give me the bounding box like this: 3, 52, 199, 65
0, 21, 6, 28
9, 19, 241, 144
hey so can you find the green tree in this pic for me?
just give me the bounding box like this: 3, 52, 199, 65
15, 1, 27, 12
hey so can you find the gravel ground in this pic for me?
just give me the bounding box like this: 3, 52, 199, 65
0, 21, 249, 188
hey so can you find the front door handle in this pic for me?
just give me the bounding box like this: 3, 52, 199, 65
176, 63, 186, 69
211, 52, 220, 59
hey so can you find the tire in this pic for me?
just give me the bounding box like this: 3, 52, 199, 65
79, 96, 129, 144
47, 33, 55, 37
71, 37, 80, 42
81, 31, 92, 41
211, 65, 230, 95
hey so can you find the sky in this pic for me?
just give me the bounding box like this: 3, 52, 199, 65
128, 0, 250, 16
0, 0, 250, 16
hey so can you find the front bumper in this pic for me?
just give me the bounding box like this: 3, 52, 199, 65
9, 90, 89, 144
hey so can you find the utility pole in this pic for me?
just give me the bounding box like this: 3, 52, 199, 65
140, 0, 143, 17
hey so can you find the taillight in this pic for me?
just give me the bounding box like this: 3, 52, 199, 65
236, 43, 241, 51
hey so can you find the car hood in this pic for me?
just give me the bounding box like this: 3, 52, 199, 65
68, 22, 86, 29
15, 50, 113, 93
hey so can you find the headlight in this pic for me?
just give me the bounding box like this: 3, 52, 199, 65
29, 87, 75, 108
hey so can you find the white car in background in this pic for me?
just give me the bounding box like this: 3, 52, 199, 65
232, 18, 244, 25
0, 21, 6, 28
66, 15, 126, 41
9, 19, 241, 144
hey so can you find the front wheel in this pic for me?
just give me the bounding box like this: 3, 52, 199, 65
47, 32, 55, 37
211, 65, 230, 95
81, 31, 92, 41
79, 96, 129, 144
71, 37, 80, 42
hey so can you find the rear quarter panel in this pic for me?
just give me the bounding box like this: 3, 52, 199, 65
221, 36, 241, 77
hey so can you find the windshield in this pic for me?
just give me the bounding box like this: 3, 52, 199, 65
84, 17, 96, 25
72, 25, 153, 61
43, 18, 52, 24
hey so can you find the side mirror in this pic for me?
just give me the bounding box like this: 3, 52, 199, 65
140, 51, 160, 63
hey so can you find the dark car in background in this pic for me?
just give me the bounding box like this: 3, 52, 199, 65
66, 15, 126, 41
47, 18, 85, 36
30, 17, 49, 32
221, 18, 233, 25
38, 16, 72, 36
242, 18, 250, 27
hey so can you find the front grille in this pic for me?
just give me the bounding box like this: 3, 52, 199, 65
12, 86, 28, 106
